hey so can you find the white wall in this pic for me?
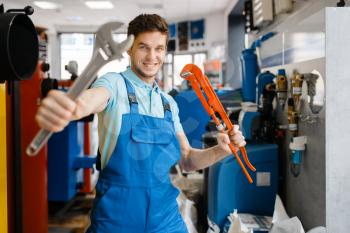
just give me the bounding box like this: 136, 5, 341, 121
326, 7, 350, 233
205, 11, 227, 47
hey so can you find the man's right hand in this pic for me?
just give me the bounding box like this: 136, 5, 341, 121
35, 87, 110, 132
35, 90, 77, 132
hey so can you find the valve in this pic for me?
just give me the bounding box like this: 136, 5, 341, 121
65, 60, 78, 80
275, 69, 288, 108
291, 73, 304, 112
287, 98, 298, 137
303, 73, 320, 113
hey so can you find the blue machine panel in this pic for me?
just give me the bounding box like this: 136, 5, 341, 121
208, 143, 278, 228
190, 19, 205, 40
169, 23, 177, 39
174, 90, 211, 149
48, 121, 84, 201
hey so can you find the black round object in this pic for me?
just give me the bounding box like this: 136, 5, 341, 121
24, 6, 34, 15
41, 78, 58, 98
41, 62, 50, 72
0, 12, 38, 81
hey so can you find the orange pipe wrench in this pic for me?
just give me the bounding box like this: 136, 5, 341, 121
180, 64, 256, 183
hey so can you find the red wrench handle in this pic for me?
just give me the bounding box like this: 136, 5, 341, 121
180, 64, 256, 184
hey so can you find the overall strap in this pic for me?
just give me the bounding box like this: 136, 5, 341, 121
121, 73, 138, 114
160, 93, 172, 120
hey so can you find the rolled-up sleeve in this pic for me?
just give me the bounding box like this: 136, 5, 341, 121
91, 72, 119, 111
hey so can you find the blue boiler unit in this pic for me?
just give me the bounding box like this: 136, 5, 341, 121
48, 121, 96, 201
207, 143, 278, 228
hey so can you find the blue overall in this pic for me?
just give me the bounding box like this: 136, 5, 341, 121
86, 75, 188, 233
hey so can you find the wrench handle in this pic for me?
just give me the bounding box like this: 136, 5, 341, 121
26, 129, 52, 156
228, 143, 253, 184
26, 52, 106, 156
67, 52, 105, 99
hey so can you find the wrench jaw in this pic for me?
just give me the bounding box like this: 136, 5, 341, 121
180, 64, 195, 80
180, 71, 192, 79
95, 21, 134, 60
115, 35, 134, 59
95, 21, 124, 46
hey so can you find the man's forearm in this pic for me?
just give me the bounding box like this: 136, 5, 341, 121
71, 87, 110, 120
180, 145, 229, 172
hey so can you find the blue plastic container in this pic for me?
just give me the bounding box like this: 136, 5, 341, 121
241, 48, 259, 102
208, 143, 278, 228
48, 121, 85, 201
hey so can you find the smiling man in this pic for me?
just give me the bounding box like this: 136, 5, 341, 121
128, 32, 165, 83
35, 14, 246, 233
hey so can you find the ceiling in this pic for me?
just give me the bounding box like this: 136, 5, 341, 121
3, 0, 235, 32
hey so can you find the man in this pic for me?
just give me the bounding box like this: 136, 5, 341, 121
36, 14, 246, 233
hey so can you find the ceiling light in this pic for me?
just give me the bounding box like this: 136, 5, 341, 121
33, 1, 60, 10
85, 1, 114, 9
138, 3, 163, 9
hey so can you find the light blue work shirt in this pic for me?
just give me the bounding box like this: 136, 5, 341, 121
91, 67, 184, 168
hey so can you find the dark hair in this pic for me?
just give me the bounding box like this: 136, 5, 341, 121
127, 14, 169, 41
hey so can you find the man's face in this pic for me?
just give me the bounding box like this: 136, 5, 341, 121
128, 31, 167, 83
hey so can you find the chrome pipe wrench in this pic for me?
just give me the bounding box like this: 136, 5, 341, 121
26, 21, 134, 156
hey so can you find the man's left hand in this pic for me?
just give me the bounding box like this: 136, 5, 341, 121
217, 125, 246, 156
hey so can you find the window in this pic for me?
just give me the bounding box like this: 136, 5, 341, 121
161, 54, 173, 92
60, 33, 207, 92
173, 54, 192, 87
60, 33, 129, 80
60, 33, 94, 80
165, 52, 207, 91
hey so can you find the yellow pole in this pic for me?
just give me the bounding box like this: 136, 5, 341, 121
0, 83, 8, 232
